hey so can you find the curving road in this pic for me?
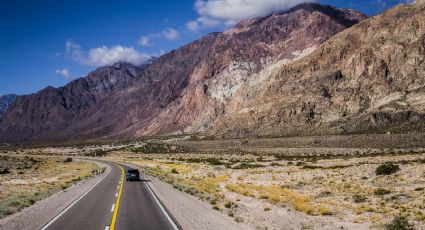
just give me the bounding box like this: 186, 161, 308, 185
41, 161, 178, 230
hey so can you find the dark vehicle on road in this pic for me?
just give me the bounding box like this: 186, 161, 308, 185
125, 169, 140, 181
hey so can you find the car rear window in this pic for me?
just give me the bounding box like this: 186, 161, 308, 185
128, 169, 139, 174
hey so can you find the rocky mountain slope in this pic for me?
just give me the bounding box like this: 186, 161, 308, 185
0, 3, 366, 142
214, 0, 425, 137
0, 94, 17, 118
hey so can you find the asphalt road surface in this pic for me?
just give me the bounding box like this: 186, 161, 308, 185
41, 161, 178, 230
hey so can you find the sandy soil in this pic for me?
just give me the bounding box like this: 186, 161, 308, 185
0, 158, 108, 230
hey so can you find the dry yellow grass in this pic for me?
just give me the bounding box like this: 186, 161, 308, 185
0, 156, 101, 218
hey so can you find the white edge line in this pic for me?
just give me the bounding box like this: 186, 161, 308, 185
140, 175, 179, 230
111, 204, 115, 212
105, 226, 110, 230
40, 164, 111, 230
115, 193, 118, 198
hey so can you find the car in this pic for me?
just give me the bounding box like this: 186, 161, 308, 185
125, 169, 140, 181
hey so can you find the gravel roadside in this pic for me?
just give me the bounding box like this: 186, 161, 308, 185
0, 160, 110, 230
120, 162, 252, 230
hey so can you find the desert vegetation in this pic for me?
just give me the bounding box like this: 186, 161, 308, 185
103, 146, 425, 229
4, 135, 425, 229
0, 155, 102, 219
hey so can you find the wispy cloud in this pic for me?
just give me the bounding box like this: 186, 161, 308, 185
65, 39, 152, 67
186, 0, 316, 32
138, 36, 151, 47
55, 68, 73, 80
138, 27, 180, 46
161, 28, 180, 40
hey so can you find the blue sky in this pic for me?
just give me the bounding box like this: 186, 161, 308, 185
0, 0, 412, 95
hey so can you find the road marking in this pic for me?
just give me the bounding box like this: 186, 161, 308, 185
111, 204, 115, 212
40, 164, 111, 230
115, 193, 118, 198
140, 174, 180, 230
105, 226, 110, 230
110, 164, 124, 230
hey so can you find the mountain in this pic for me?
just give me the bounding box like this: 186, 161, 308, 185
214, 0, 425, 137
0, 94, 17, 118
0, 3, 367, 142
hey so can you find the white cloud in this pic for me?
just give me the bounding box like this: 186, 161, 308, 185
186, 20, 200, 32
138, 28, 181, 46
138, 36, 151, 47
161, 28, 180, 40
55, 68, 72, 80
187, 0, 316, 31
65, 39, 152, 67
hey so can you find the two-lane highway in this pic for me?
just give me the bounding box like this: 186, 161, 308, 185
41, 160, 177, 230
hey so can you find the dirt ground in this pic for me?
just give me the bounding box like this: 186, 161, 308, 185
0, 155, 102, 219
2, 133, 425, 229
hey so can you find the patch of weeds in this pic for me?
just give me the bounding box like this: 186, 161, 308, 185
0, 168, 11, 174
232, 163, 264, 169
171, 168, 179, 174
374, 188, 391, 196
414, 187, 423, 192
316, 191, 332, 198
212, 205, 220, 210
296, 161, 305, 166
318, 206, 332, 215
353, 194, 367, 203
131, 143, 187, 154
63, 157, 73, 163
385, 216, 415, 230
204, 158, 224, 165
224, 201, 232, 209
376, 163, 400, 175
264, 207, 271, 211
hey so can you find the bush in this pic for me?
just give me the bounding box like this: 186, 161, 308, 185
353, 194, 367, 203
64, 158, 73, 163
171, 168, 179, 174
374, 188, 391, 196
0, 168, 11, 174
385, 216, 415, 230
376, 163, 400, 175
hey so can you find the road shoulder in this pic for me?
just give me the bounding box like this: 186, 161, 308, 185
0, 160, 110, 230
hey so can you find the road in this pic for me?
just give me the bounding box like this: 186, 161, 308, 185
41, 161, 178, 230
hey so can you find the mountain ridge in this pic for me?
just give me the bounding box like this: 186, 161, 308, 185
0, 3, 369, 142
214, 1, 425, 137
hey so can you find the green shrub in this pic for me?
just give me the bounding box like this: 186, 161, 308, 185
171, 168, 179, 174
385, 216, 415, 230
376, 163, 400, 175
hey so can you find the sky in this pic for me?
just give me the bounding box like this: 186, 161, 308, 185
0, 0, 414, 96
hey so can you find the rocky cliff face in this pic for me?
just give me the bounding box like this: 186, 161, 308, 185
214, 1, 425, 137
132, 3, 367, 136
0, 94, 17, 118
0, 3, 367, 142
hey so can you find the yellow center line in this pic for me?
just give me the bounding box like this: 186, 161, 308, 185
110, 164, 124, 230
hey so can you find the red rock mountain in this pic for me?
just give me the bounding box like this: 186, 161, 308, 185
0, 3, 368, 142
214, 1, 425, 137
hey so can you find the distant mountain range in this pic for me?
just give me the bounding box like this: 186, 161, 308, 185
0, 94, 17, 118
1, 1, 424, 142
